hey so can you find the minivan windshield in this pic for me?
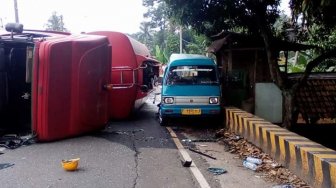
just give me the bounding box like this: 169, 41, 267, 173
165, 65, 218, 85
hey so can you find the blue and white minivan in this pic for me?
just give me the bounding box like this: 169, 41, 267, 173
158, 53, 221, 126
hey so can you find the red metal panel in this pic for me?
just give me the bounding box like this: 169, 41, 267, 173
89, 32, 138, 119
31, 42, 41, 134
89, 31, 161, 119
34, 35, 110, 141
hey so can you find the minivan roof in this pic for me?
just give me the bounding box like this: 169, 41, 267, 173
169, 53, 215, 66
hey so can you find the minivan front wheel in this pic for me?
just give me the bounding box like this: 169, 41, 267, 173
159, 112, 168, 126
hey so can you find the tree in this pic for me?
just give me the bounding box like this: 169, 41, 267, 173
162, 0, 336, 128
154, 45, 169, 64
132, 0, 210, 62
45, 11, 67, 32
132, 22, 154, 48
183, 29, 209, 54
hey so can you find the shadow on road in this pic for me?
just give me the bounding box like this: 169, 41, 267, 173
92, 102, 177, 151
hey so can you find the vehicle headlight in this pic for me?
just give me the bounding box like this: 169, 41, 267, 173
163, 97, 174, 104
209, 97, 219, 104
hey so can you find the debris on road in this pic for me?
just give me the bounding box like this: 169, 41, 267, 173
131, 129, 145, 134
61, 158, 80, 171
245, 156, 262, 165
181, 139, 192, 143
243, 160, 258, 171
0, 163, 14, 170
182, 160, 192, 167
191, 138, 218, 142
0, 134, 36, 149
207, 167, 227, 175
215, 128, 311, 187
272, 184, 294, 188
188, 148, 217, 160
104, 129, 145, 136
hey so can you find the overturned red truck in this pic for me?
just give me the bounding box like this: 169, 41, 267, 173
0, 24, 160, 141
89, 31, 160, 119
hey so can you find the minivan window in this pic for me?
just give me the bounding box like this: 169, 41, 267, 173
165, 65, 218, 85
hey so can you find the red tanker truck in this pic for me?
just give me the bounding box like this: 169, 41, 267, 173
89, 31, 160, 119
0, 24, 160, 142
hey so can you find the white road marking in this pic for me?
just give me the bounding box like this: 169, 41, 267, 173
166, 127, 211, 188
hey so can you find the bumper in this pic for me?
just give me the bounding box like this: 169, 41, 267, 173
160, 105, 221, 118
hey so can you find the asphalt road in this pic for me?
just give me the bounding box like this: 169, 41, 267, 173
0, 102, 198, 188
0, 97, 283, 188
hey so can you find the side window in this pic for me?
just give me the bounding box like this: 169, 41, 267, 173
165, 67, 177, 85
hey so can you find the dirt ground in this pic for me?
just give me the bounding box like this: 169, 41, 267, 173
177, 127, 311, 188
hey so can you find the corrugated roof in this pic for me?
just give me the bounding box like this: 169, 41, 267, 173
289, 74, 336, 120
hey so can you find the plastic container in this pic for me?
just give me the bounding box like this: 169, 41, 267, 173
243, 160, 258, 171
246, 157, 262, 165
182, 139, 192, 143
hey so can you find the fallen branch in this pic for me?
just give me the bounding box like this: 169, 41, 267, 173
188, 148, 217, 160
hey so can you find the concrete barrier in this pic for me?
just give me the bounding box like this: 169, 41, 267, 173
225, 107, 336, 188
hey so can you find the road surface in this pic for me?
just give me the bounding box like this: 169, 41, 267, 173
0, 99, 275, 188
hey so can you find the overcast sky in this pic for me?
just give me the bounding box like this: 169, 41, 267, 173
0, 0, 290, 34
0, 0, 147, 34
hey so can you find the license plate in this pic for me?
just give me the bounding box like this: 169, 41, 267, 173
181, 109, 201, 115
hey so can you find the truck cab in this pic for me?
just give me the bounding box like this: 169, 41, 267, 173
0, 23, 111, 141
159, 53, 221, 126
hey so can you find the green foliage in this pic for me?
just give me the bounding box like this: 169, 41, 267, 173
273, 14, 293, 40
143, 0, 169, 30
161, 0, 335, 73
154, 45, 169, 64
290, 0, 336, 57
313, 59, 336, 72
165, 32, 179, 55
287, 51, 311, 73
305, 24, 336, 51
184, 30, 209, 54
131, 0, 211, 63
45, 12, 67, 32
131, 22, 155, 50
163, 0, 281, 35
290, 0, 336, 29
286, 50, 336, 73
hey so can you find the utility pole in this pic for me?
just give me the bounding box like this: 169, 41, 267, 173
179, 26, 183, 54
14, 0, 19, 23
